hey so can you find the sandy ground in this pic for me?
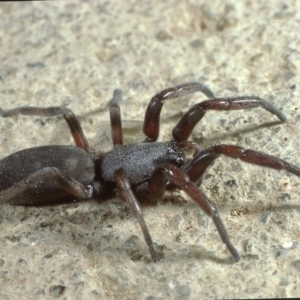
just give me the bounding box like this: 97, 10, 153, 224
0, 1, 300, 299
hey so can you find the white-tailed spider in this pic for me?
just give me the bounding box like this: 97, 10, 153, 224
1, 82, 298, 262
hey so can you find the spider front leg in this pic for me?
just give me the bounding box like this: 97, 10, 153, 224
149, 165, 240, 261
0, 106, 89, 150
173, 97, 287, 142
143, 82, 215, 142
115, 168, 158, 262
182, 144, 300, 184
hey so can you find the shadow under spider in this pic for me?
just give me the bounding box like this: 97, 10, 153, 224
194, 120, 284, 147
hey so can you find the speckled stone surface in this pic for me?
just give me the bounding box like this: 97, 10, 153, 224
0, 1, 300, 299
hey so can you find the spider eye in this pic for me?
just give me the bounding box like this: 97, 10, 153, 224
176, 156, 185, 165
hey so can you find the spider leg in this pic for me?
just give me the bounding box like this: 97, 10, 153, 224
143, 82, 215, 142
147, 167, 169, 201
135, 141, 202, 202
173, 97, 287, 142
109, 89, 123, 146
0, 106, 89, 150
182, 144, 300, 184
115, 168, 158, 262
158, 164, 240, 261
0, 167, 93, 205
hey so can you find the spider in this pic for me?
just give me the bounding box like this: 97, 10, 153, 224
0, 82, 299, 262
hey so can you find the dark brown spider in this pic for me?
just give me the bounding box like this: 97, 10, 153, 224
0, 82, 299, 262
